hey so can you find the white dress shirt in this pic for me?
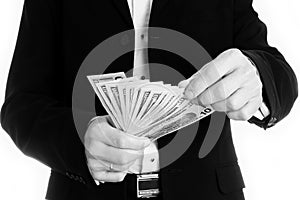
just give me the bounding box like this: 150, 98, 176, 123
126, 0, 160, 174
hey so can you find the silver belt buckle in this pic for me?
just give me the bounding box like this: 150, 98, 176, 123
137, 173, 160, 198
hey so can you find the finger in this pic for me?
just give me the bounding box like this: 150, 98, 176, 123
227, 97, 262, 121
96, 120, 151, 150
184, 58, 233, 100
183, 62, 219, 99
178, 69, 205, 89
184, 49, 245, 100
195, 69, 242, 106
88, 158, 135, 172
88, 141, 143, 166
92, 171, 127, 183
210, 89, 247, 112
210, 85, 261, 112
127, 159, 142, 174
87, 158, 107, 171
178, 79, 190, 88
108, 161, 136, 172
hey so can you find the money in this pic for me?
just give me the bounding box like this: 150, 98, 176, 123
87, 72, 214, 140
87, 72, 126, 129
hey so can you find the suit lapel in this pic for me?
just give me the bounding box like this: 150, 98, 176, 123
111, 0, 134, 27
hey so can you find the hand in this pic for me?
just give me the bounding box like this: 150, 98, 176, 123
179, 49, 263, 121
84, 116, 151, 182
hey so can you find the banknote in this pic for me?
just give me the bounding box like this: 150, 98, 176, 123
88, 72, 215, 140
87, 72, 126, 129
149, 107, 214, 141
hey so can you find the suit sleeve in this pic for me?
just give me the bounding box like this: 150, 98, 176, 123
0, 0, 96, 187
233, 0, 298, 129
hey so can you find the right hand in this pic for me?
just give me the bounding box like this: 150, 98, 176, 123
84, 115, 151, 183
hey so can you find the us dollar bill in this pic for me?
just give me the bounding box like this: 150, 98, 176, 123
88, 72, 215, 139
87, 72, 126, 129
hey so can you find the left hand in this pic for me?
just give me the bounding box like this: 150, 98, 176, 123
178, 49, 263, 121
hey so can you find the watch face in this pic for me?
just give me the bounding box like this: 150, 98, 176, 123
138, 178, 159, 190
137, 174, 160, 198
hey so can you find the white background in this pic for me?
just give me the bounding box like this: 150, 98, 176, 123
0, 0, 299, 199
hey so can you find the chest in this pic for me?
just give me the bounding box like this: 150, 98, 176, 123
60, 0, 234, 93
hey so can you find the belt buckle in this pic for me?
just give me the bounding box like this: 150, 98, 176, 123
136, 173, 160, 198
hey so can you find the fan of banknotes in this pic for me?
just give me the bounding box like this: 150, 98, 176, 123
87, 72, 214, 141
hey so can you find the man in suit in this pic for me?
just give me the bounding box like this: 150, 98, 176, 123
1, 0, 298, 200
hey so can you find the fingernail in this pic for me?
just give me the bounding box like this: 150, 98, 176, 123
190, 98, 198, 105
145, 139, 151, 146
178, 80, 188, 88
141, 137, 151, 146
190, 98, 205, 107
184, 90, 194, 100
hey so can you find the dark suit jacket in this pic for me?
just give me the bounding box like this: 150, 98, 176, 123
1, 0, 298, 199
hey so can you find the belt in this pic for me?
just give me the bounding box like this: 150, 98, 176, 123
125, 173, 161, 199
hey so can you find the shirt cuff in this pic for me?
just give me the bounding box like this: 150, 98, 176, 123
253, 102, 270, 120
244, 54, 275, 128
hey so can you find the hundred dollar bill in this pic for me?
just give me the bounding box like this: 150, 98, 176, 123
135, 99, 209, 136
135, 91, 164, 124
117, 80, 149, 130
88, 73, 215, 140
87, 72, 126, 129
136, 106, 214, 139
126, 82, 174, 132
105, 84, 125, 129
127, 90, 165, 132
137, 93, 177, 127
150, 107, 214, 141
136, 85, 180, 127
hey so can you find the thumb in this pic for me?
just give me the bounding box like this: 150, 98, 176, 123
178, 79, 190, 88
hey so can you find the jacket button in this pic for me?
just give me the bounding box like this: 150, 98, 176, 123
79, 177, 86, 184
